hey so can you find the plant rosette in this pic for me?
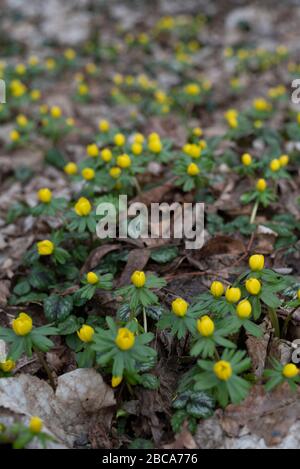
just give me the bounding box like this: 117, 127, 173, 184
91, 317, 156, 380
68, 197, 97, 233
222, 299, 263, 338
264, 359, 300, 392
0, 312, 58, 360
189, 315, 236, 358
158, 298, 197, 339
31, 189, 67, 217
77, 271, 113, 301
173, 159, 209, 192
0, 417, 54, 449
116, 272, 166, 313
192, 349, 252, 407
241, 184, 276, 209
26, 236, 70, 266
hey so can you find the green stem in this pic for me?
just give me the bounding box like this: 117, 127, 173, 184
268, 308, 280, 338
134, 177, 142, 196
142, 307, 148, 333
282, 307, 298, 338
34, 348, 56, 391
250, 200, 259, 224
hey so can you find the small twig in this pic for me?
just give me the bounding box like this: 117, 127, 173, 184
142, 307, 148, 333
34, 348, 56, 391
250, 200, 259, 225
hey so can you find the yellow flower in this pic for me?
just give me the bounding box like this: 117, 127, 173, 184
64, 162, 78, 175
29, 416, 43, 434
31, 89, 41, 101
131, 271, 146, 288
249, 254, 265, 271
50, 106, 62, 119
86, 272, 99, 284
187, 162, 200, 176
279, 154, 289, 167
86, 143, 99, 157
115, 328, 135, 350
241, 153, 252, 166
77, 324, 95, 343
113, 73, 123, 85
256, 178, 267, 192
269, 159, 280, 172
101, 148, 112, 162
45, 58, 56, 70
148, 138, 162, 153
214, 360, 232, 381
225, 287, 241, 303
78, 83, 89, 95
28, 55, 39, 66
197, 315, 215, 337
225, 109, 238, 128
64, 48, 76, 60
282, 363, 299, 379
110, 167, 121, 179
12, 312, 33, 336
133, 133, 144, 144
15, 63, 26, 75
245, 278, 261, 295
131, 142, 143, 155
98, 119, 110, 132
37, 188, 52, 204
298, 289, 300, 300
172, 298, 189, 317
10, 130, 20, 142
189, 144, 201, 159
210, 281, 224, 298
117, 154, 131, 168
253, 98, 272, 112
66, 117, 74, 127
16, 114, 28, 127
184, 83, 200, 95
0, 359, 15, 373
114, 133, 126, 147
37, 240, 54, 256
74, 197, 92, 216
236, 299, 252, 319
82, 167, 95, 181
112, 376, 123, 387
193, 127, 203, 137
39, 104, 49, 115
86, 62, 97, 75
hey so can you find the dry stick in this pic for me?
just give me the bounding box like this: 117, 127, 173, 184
250, 200, 259, 225
34, 348, 56, 391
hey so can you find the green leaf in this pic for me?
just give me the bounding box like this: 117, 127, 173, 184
43, 294, 73, 323
150, 246, 179, 264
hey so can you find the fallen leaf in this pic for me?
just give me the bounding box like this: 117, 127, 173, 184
118, 248, 150, 286
0, 369, 115, 447
80, 244, 120, 274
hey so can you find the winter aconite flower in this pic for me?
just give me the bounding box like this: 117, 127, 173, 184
29, 416, 43, 434
37, 240, 54, 256
117, 154, 131, 168
114, 133, 126, 146
282, 364, 299, 379
131, 271, 146, 288
77, 325, 95, 343
10, 130, 20, 142
213, 360, 232, 381
112, 376, 123, 388
245, 278, 261, 295
86, 143, 99, 157
241, 153, 252, 166
109, 167, 121, 179
236, 299, 252, 319
269, 159, 281, 172
225, 287, 241, 304
37, 188, 52, 204
101, 148, 112, 162
86, 272, 99, 284
64, 162, 78, 175
50, 106, 62, 119
12, 313, 33, 336
98, 119, 110, 132
197, 316, 215, 337
74, 197, 92, 216
0, 359, 15, 372
210, 281, 224, 298
115, 327, 135, 350
249, 254, 265, 271
279, 155, 289, 167
256, 178, 267, 192
82, 168, 95, 180
172, 298, 189, 317
187, 162, 200, 176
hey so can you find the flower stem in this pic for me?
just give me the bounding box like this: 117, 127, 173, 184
34, 348, 56, 391
268, 308, 280, 338
282, 307, 298, 338
142, 307, 148, 333
250, 200, 259, 224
